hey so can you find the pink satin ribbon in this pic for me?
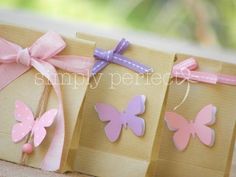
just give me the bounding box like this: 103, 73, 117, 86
0, 31, 94, 171
172, 58, 236, 85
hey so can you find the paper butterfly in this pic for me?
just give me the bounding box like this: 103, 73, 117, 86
165, 104, 216, 151
12, 100, 57, 147
95, 95, 146, 142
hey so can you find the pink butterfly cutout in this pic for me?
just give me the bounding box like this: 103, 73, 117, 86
165, 104, 216, 151
95, 95, 146, 142
12, 100, 57, 147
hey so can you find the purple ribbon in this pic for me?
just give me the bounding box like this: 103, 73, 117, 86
92, 38, 153, 75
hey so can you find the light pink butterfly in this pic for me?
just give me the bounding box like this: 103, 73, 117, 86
95, 95, 146, 142
165, 104, 216, 151
12, 100, 57, 147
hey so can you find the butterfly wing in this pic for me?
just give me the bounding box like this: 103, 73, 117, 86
127, 115, 145, 137
195, 124, 215, 147
95, 103, 122, 142
125, 95, 146, 115
195, 104, 216, 147
12, 101, 34, 143
104, 119, 123, 142
172, 127, 192, 151
165, 112, 191, 151
33, 109, 57, 147
165, 112, 189, 131
195, 104, 216, 125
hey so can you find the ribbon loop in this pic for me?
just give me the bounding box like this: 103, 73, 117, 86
113, 38, 129, 54
172, 58, 218, 84
16, 48, 31, 66
172, 58, 236, 86
92, 39, 152, 75
173, 58, 198, 71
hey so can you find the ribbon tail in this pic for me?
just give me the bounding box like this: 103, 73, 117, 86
190, 71, 218, 84
217, 74, 236, 85
173, 58, 198, 71
172, 69, 218, 84
0, 63, 30, 90
31, 59, 64, 171
112, 54, 152, 74
48, 56, 94, 77
92, 60, 109, 75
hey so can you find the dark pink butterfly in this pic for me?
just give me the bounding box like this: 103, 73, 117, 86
95, 95, 146, 142
165, 104, 216, 151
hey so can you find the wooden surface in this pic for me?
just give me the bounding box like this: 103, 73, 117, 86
0, 8, 235, 177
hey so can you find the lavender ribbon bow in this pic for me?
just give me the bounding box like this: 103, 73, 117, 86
92, 38, 153, 75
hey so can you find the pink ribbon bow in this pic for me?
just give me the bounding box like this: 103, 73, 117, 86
0, 31, 94, 171
172, 58, 236, 85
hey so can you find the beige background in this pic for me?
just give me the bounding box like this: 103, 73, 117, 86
0, 9, 235, 177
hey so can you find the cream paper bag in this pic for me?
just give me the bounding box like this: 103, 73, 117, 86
156, 54, 236, 177
0, 24, 95, 172
72, 33, 175, 177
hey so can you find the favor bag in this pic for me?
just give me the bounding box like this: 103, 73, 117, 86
156, 54, 236, 177
72, 33, 175, 177
0, 24, 95, 172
